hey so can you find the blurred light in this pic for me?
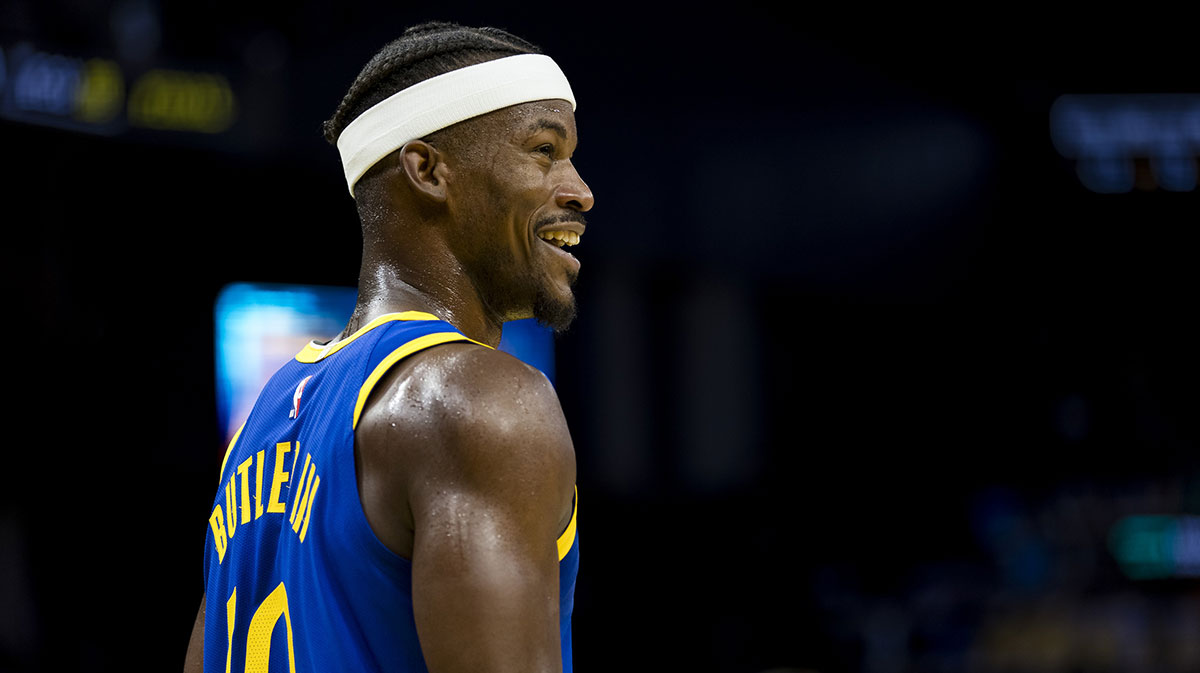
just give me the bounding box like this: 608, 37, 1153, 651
1108, 514, 1200, 579
1074, 157, 1135, 194
971, 488, 1050, 591
11, 46, 79, 116
1050, 94, 1200, 193
214, 283, 356, 445
75, 58, 124, 123
1151, 155, 1198, 192
128, 68, 236, 133
1, 41, 240, 137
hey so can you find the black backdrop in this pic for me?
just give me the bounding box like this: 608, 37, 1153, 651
4, 4, 1200, 672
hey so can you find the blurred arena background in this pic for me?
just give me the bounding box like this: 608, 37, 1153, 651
2, 3, 1199, 671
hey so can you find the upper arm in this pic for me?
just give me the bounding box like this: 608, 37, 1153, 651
183, 594, 205, 673
358, 345, 576, 673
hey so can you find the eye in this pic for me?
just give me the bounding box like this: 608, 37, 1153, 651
535, 143, 555, 157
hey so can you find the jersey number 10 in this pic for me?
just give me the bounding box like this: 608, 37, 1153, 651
225, 582, 296, 672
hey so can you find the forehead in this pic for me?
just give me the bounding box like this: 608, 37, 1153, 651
440, 99, 577, 166
492, 99, 578, 138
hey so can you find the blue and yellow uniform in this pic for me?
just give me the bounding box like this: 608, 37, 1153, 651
202, 312, 579, 672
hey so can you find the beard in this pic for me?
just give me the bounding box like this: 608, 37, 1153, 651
529, 211, 585, 332
533, 266, 578, 333
469, 239, 579, 333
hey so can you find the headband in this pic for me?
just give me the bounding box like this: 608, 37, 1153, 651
337, 53, 576, 196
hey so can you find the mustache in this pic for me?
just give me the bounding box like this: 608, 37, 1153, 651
538, 212, 587, 228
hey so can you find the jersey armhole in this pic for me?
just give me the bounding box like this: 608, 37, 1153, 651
556, 486, 578, 561
351, 332, 480, 429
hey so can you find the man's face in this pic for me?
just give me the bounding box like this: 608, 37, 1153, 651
442, 99, 594, 332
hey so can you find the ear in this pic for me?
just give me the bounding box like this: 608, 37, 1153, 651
399, 140, 449, 202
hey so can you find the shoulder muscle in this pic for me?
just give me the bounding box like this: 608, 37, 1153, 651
356, 343, 575, 549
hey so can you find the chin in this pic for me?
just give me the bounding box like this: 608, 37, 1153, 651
533, 279, 577, 333
533, 293, 576, 333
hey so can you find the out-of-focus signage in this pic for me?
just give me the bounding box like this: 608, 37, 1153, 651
1109, 514, 1200, 579
1050, 94, 1200, 193
1, 42, 237, 136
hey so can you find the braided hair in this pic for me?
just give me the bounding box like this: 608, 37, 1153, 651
322, 21, 542, 146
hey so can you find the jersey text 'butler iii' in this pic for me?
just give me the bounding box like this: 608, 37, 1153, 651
183, 21, 593, 673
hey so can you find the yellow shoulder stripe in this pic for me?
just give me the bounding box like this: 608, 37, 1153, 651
295, 311, 441, 363
557, 486, 578, 561
218, 422, 246, 483
352, 331, 481, 429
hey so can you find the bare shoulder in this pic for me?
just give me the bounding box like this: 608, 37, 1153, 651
362, 342, 574, 466
356, 342, 576, 555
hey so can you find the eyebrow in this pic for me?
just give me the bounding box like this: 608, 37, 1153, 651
527, 119, 569, 138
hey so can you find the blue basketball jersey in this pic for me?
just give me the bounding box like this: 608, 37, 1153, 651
202, 311, 580, 672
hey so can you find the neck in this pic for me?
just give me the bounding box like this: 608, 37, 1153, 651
341, 254, 504, 348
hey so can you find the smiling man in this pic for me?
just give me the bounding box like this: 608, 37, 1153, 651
183, 22, 592, 673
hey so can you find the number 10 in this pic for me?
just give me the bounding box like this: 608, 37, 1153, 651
225, 583, 296, 672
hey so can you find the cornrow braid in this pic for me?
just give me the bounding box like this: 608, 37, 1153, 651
322, 21, 542, 146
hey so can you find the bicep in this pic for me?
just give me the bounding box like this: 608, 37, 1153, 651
403, 354, 575, 673
411, 488, 563, 673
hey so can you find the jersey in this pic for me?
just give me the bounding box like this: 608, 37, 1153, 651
201, 311, 580, 672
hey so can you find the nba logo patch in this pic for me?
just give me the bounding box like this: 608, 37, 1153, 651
290, 376, 313, 419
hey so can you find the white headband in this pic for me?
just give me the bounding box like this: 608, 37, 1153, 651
336, 53, 576, 196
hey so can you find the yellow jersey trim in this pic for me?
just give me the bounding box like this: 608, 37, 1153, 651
219, 422, 246, 482
351, 331, 484, 429
295, 311, 441, 363
556, 486, 578, 561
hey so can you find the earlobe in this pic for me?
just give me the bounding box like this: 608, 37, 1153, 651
399, 140, 449, 202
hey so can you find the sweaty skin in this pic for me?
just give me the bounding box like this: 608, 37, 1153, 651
184, 98, 592, 673
358, 343, 576, 672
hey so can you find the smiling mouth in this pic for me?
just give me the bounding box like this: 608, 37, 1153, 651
537, 230, 581, 247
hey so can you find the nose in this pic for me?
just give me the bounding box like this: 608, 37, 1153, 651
556, 162, 594, 212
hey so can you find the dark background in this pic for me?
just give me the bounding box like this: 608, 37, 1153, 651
3, 3, 1199, 672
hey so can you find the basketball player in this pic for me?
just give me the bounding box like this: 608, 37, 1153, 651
183, 22, 591, 672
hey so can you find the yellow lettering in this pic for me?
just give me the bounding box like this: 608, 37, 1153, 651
267, 442, 292, 513
208, 505, 228, 563
292, 465, 316, 534
254, 450, 265, 520
288, 454, 311, 526
298, 475, 319, 543
224, 476, 238, 538
237, 457, 253, 525
225, 587, 237, 673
